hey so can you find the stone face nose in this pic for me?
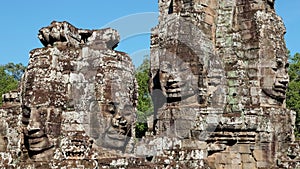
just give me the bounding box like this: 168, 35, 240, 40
27, 121, 43, 136
27, 120, 42, 133
112, 115, 127, 127
25, 116, 52, 153
27, 109, 41, 129
277, 69, 289, 86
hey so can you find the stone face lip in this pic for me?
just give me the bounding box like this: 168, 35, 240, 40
38, 21, 120, 49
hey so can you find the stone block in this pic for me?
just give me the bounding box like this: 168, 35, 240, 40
215, 164, 225, 169
227, 71, 238, 78
217, 152, 232, 164
256, 161, 270, 168
238, 144, 251, 154
205, 14, 215, 25
253, 149, 265, 161
182, 140, 207, 149
230, 153, 241, 165
242, 162, 257, 169
241, 154, 256, 163
225, 164, 242, 169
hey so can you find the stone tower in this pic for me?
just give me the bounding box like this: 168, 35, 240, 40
147, 0, 298, 168
0, 21, 139, 168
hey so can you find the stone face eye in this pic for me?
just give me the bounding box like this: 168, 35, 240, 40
108, 105, 115, 114
107, 102, 119, 115
272, 67, 278, 71
277, 60, 283, 68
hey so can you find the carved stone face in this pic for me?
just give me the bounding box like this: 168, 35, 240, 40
150, 46, 207, 138
153, 42, 203, 105
159, 60, 198, 102
261, 57, 289, 101
20, 47, 68, 161
100, 102, 134, 150
22, 106, 61, 159
90, 53, 136, 152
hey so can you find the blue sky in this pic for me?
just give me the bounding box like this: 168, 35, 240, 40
0, 1, 299, 67
275, 1, 300, 57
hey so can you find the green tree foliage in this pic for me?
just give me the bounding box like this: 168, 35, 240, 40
0, 63, 26, 106
135, 56, 153, 138
286, 52, 300, 138
4, 62, 26, 81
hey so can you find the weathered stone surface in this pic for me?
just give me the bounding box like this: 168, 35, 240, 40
0, 0, 300, 168
0, 21, 139, 168
147, 0, 299, 168
38, 21, 119, 49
